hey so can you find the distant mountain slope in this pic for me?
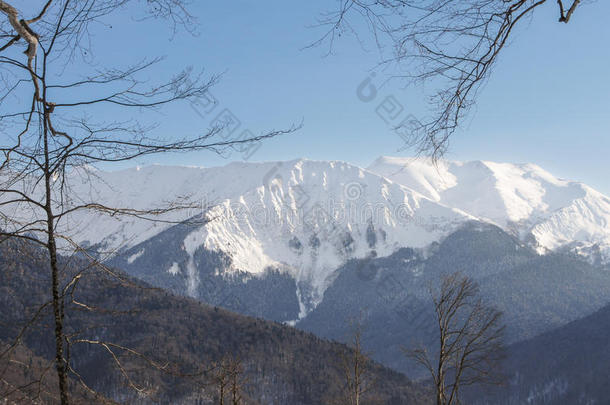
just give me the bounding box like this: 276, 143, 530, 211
368, 156, 610, 263
467, 300, 610, 405
298, 222, 610, 376
110, 218, 610, 380
28, 157, 603, 319
111, 221, 302, 323
4, 158, 608, 321
100, 159, 471, 316
0, 239, 429, 404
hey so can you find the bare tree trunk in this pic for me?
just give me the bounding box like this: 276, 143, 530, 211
0, 2, 293, 402
437, 332, 445, 405
231, 378, 238, 405
352, 337, 359, 405
43, 128, 69, 404
339, 319, 375, 405
408, 273, 505, 405
47, 224, 69, 405
229, 357, 242, 405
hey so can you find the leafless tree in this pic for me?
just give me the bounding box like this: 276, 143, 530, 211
336, 320, 376, 405
0, 1, 295, 404
212, 361, 229, 405
228, 357, 245, 405
209, 355, 246, 405
407, 273, 504, 405
312, 0, 585, 159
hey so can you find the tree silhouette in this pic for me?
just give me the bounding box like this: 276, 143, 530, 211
0, 2, 294, 403
313, 0, 584, 159
407, 273, 505, 405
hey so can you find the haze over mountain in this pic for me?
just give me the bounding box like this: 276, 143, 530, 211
22, 157, 606, 313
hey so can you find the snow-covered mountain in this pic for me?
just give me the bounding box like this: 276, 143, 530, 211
367, 157, 610, 262
60, 159, 473, 314
27, 157, 610, 314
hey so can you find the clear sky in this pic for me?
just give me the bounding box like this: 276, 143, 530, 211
60, 0, 610, 194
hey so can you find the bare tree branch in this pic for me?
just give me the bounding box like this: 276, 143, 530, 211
406, 273, 505, 405
312, 0, 584, 160
0, 1, 296, 403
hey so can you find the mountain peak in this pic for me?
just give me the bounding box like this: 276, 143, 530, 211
26, 157, 608, 315
367, 156, 610, 260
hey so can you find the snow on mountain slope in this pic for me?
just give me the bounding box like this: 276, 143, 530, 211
188, 160, 472, 312
63, 162, 294, 250
4, 156, 609, 315
56, 160, 473, 314
367, 157, 610, 261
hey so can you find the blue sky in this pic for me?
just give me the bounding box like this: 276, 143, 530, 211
63, 0, 610, 194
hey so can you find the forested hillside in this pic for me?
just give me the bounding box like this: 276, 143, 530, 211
466, 302, 610, 404
0, 239, 429, 404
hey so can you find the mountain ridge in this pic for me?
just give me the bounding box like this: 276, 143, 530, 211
5, 156, 609, 318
